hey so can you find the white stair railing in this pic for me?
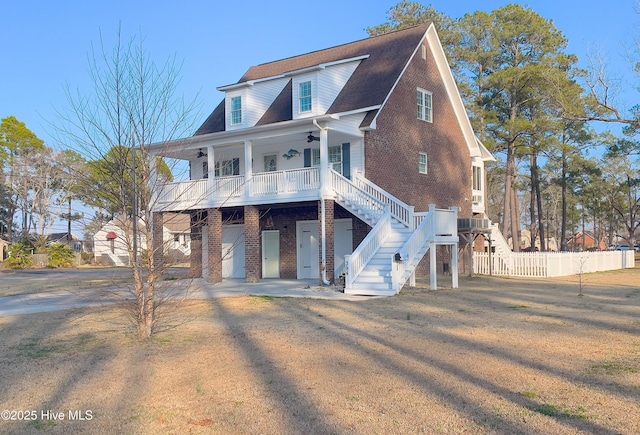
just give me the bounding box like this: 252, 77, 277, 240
353, 171, 414, 228
344, 209, 392, 290
489, 223, 512, 273
329, 170, 387, 225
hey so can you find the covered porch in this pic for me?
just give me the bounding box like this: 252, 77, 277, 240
150, 116, 364, 212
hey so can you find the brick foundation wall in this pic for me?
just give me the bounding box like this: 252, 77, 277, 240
189, 212, 203, 278
207, 208, 222, 283
318, 199, 335, 284
244, 205, 261, 283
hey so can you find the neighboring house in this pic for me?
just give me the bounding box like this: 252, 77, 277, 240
47, 232, 84, 253
517, 229, 558, 252
0, 237, 9, 261
94, 214, 191, 266
149, 24, 493, 295
567, 231, 607, 251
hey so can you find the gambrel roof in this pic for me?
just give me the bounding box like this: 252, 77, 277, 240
195, 24, 430, 136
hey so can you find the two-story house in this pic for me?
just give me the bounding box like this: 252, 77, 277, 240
149, 23, 493, 295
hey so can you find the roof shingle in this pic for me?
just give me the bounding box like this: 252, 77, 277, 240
195, 24, 430, 136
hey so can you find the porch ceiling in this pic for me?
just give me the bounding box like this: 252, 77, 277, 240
150, 118, 361, 160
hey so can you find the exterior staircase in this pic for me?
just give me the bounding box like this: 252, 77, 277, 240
329, 169, 459, 296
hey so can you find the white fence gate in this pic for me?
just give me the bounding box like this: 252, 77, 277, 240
474, 250, 635, 277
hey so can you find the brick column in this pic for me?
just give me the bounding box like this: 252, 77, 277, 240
244, 205, 261, 283
190, 212, 203, 278
318, 199, 335, 284
207, 208, 222, 283
152, 212, 164, 274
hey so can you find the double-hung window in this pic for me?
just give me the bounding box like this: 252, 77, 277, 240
312, 146, 342, 174
231, 96, 242, 125
299, 81, 312, 113
417, 88, 432, 123
419, 152, 428, 174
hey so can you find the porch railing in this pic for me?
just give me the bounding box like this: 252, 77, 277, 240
252, 167, 320, 196
156, 167, 319, 208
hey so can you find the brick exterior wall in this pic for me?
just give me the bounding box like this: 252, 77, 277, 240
260, 204, 318, 279
318, 199, 335, 284
244, 205, 261, 283
207, 208, 222, 283
189, 212, 203, 278
364, 41, 472, 218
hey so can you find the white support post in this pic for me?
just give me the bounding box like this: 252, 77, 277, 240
319, 127, 329, 197
207, 146, 215, 206
430, 241, 437, 290
244, 140, 252, 198
451, 242, 458, 288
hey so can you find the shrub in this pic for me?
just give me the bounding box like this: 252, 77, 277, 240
5, 243, 34, 269
47, 243, 75, 268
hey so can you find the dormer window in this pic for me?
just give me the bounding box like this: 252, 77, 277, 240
231, 96, 242, 125
417, 88, 432, 123
299, 81, 312, 113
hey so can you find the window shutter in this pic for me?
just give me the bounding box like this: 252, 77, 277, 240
342, 143, 351, 179
304, 148, 311, 167
232, 158, 240, 175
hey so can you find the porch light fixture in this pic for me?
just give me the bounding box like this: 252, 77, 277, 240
307, 133, 320, 143
196, 148, 207, 158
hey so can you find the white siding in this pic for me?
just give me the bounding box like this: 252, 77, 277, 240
316, 61, 360, 113
245, 77, 289, 126
225, 78, 289, 130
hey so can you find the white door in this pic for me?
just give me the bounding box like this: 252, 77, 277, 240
297, 221, 319, 279
334, 219, 353, 279
262, 230, 280, 278
222, 225, 245, 278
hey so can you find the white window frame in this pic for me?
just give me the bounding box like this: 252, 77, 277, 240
472, 165, 482, 191
299, 81, 312, 113
231, 96, 242, 125
419, 152, 428, 174
417, 88, 433, 123
312, 146, 342, 174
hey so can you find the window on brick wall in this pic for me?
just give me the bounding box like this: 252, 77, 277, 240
417, 88, 432, 123
419, 152, 428, 174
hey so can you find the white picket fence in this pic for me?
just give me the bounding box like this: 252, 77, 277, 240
474, 250, 635, 277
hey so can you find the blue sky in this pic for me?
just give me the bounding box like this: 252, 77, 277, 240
1, 0, 638, 232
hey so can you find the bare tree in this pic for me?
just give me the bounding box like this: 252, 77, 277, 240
53, 27, 200, 339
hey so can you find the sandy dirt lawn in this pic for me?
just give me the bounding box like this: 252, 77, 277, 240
0, 268, 638, 434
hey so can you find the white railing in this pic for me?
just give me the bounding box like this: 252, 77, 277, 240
330, 170, 387, 223
474, 250, 635, 277
213, 174, 245, 198
391, 206, 459, 292
344, 209, 391, 289
252, 167, 320, 196
353, 171, 414, 227
159, 179, 209, 205
156, 168, 319, 209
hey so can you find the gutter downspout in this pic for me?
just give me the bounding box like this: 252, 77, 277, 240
315, 119, 331, 286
